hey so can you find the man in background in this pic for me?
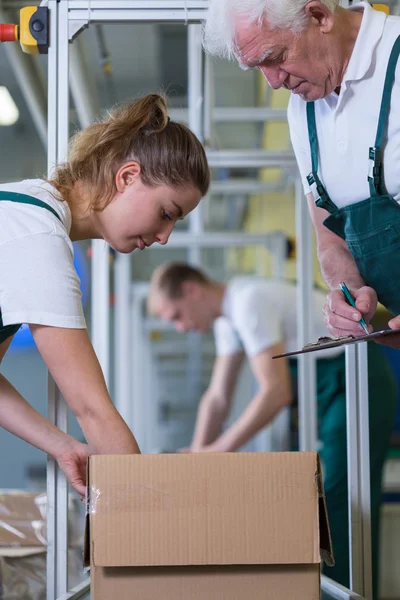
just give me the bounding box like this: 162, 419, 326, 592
149, 262, 396, 595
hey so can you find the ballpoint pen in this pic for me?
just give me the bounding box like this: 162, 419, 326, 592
339, 282, 369, 335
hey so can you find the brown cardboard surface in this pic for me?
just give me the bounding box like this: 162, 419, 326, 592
87, 452, 328, 568
0, 492, 45, 548
92, 564, 321, 600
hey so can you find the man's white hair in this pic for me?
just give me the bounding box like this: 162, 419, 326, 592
203, 0, 340, 59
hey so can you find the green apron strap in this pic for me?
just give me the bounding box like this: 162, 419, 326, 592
0, 191, 62, 222
369, 35, 400, 196
306, 102, 338, 214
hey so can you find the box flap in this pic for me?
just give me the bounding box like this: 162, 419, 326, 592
83, 458, 91, 568
315, 456, 334, 567
88, 452, 324, 568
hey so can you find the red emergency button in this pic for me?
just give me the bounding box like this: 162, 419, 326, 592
0, 24, 18, 43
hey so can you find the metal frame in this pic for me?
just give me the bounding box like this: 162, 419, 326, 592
345, 344, 373, 598
56, 579, 91, 600
45, 2, 372, 599
170, 106, 288, 123
322, 576, 366, 600
295, 178, 317, 452
47, 2, 70, 598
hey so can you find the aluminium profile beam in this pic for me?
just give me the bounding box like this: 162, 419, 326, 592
187, 23, 204, 265
295, 178, 317, 452
151, 231, 286, 248
210, 179, 285, 195
67, 0, 208, 24
47, 3, 69, 599
207, 149, 297, 169
170, 106, 288, 123
321, 576, 366, 600
56, 580, 90, 600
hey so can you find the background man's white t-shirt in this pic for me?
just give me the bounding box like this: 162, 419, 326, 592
213, 278, 343, 359
0, 179, 86, 329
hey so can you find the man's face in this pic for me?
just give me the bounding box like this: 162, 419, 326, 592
156, 287, 213, 334
234, 13, 338, 101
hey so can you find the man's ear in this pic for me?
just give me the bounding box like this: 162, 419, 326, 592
305, 0, 335, 33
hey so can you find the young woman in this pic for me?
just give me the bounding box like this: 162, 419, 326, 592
0, 94, 210, 496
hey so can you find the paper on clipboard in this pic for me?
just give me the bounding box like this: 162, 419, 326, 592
272, 328, 400, 359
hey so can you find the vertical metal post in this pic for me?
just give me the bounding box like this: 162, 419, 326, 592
295, 178, 317, 451
187, 23, 204, 400
91, 241, 110, 385
203, 51, 214, 145
114, 253, 132, 426
346, 343, 372, 598
346, 344, 363, 594
47, 1, 69, 598
357, 343, 372, 600
131, 284, 153, 451
187, 23, 204, 265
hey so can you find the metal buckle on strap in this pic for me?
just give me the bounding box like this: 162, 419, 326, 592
368, 146, 382, 188
307, 172, 327, 204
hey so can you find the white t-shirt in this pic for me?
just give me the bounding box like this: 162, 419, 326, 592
288, 2, 400, 208
213, 278, 343, 359
0, 179, 86, 329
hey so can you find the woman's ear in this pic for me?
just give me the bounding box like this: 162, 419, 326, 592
115, 161, 142, 193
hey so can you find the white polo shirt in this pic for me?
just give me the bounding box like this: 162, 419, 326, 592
288, 2, 400, 208
213, 278, 343, 359
0, 179, 86, 330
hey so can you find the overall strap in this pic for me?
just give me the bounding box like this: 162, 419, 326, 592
369, 35, 400, 196
0, 191, 62, 222
306, 102, 338, 213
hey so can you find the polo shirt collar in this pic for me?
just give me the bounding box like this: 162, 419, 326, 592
343, 2, 387, 84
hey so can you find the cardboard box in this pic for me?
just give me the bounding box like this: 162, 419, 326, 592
85, 452, 333, 600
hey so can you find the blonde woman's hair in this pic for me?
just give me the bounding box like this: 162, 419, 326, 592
49, 93, 210, 210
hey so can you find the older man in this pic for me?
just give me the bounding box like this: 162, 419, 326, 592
149, 263, 396, 596
203, 1, 400, 343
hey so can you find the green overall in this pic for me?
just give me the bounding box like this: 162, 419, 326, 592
307, 36, 400, 315
305, 35, 400, 599
290, 348, 396, 599
0, 191, 62, 345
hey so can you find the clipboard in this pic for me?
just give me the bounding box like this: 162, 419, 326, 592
272, 328, 400, 359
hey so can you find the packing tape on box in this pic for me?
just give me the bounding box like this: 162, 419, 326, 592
86, 486, 101, 515
86, 476, 320, 515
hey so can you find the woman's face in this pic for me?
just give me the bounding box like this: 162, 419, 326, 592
92, 162, 202, 253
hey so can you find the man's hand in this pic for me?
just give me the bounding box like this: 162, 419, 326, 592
177, 447, 192, 453
323, 286, 377, 337
180, 444, 219, 453
55, 440, 90, 497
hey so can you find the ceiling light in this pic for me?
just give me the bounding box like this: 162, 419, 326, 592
0, 86, 19, 126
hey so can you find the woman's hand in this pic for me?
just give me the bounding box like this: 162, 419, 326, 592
55, 440, 90, 497
323, 286, 377, 337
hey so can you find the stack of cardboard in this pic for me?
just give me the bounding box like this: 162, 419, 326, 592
0, 491, 84, 599
85, 452, 333, 600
